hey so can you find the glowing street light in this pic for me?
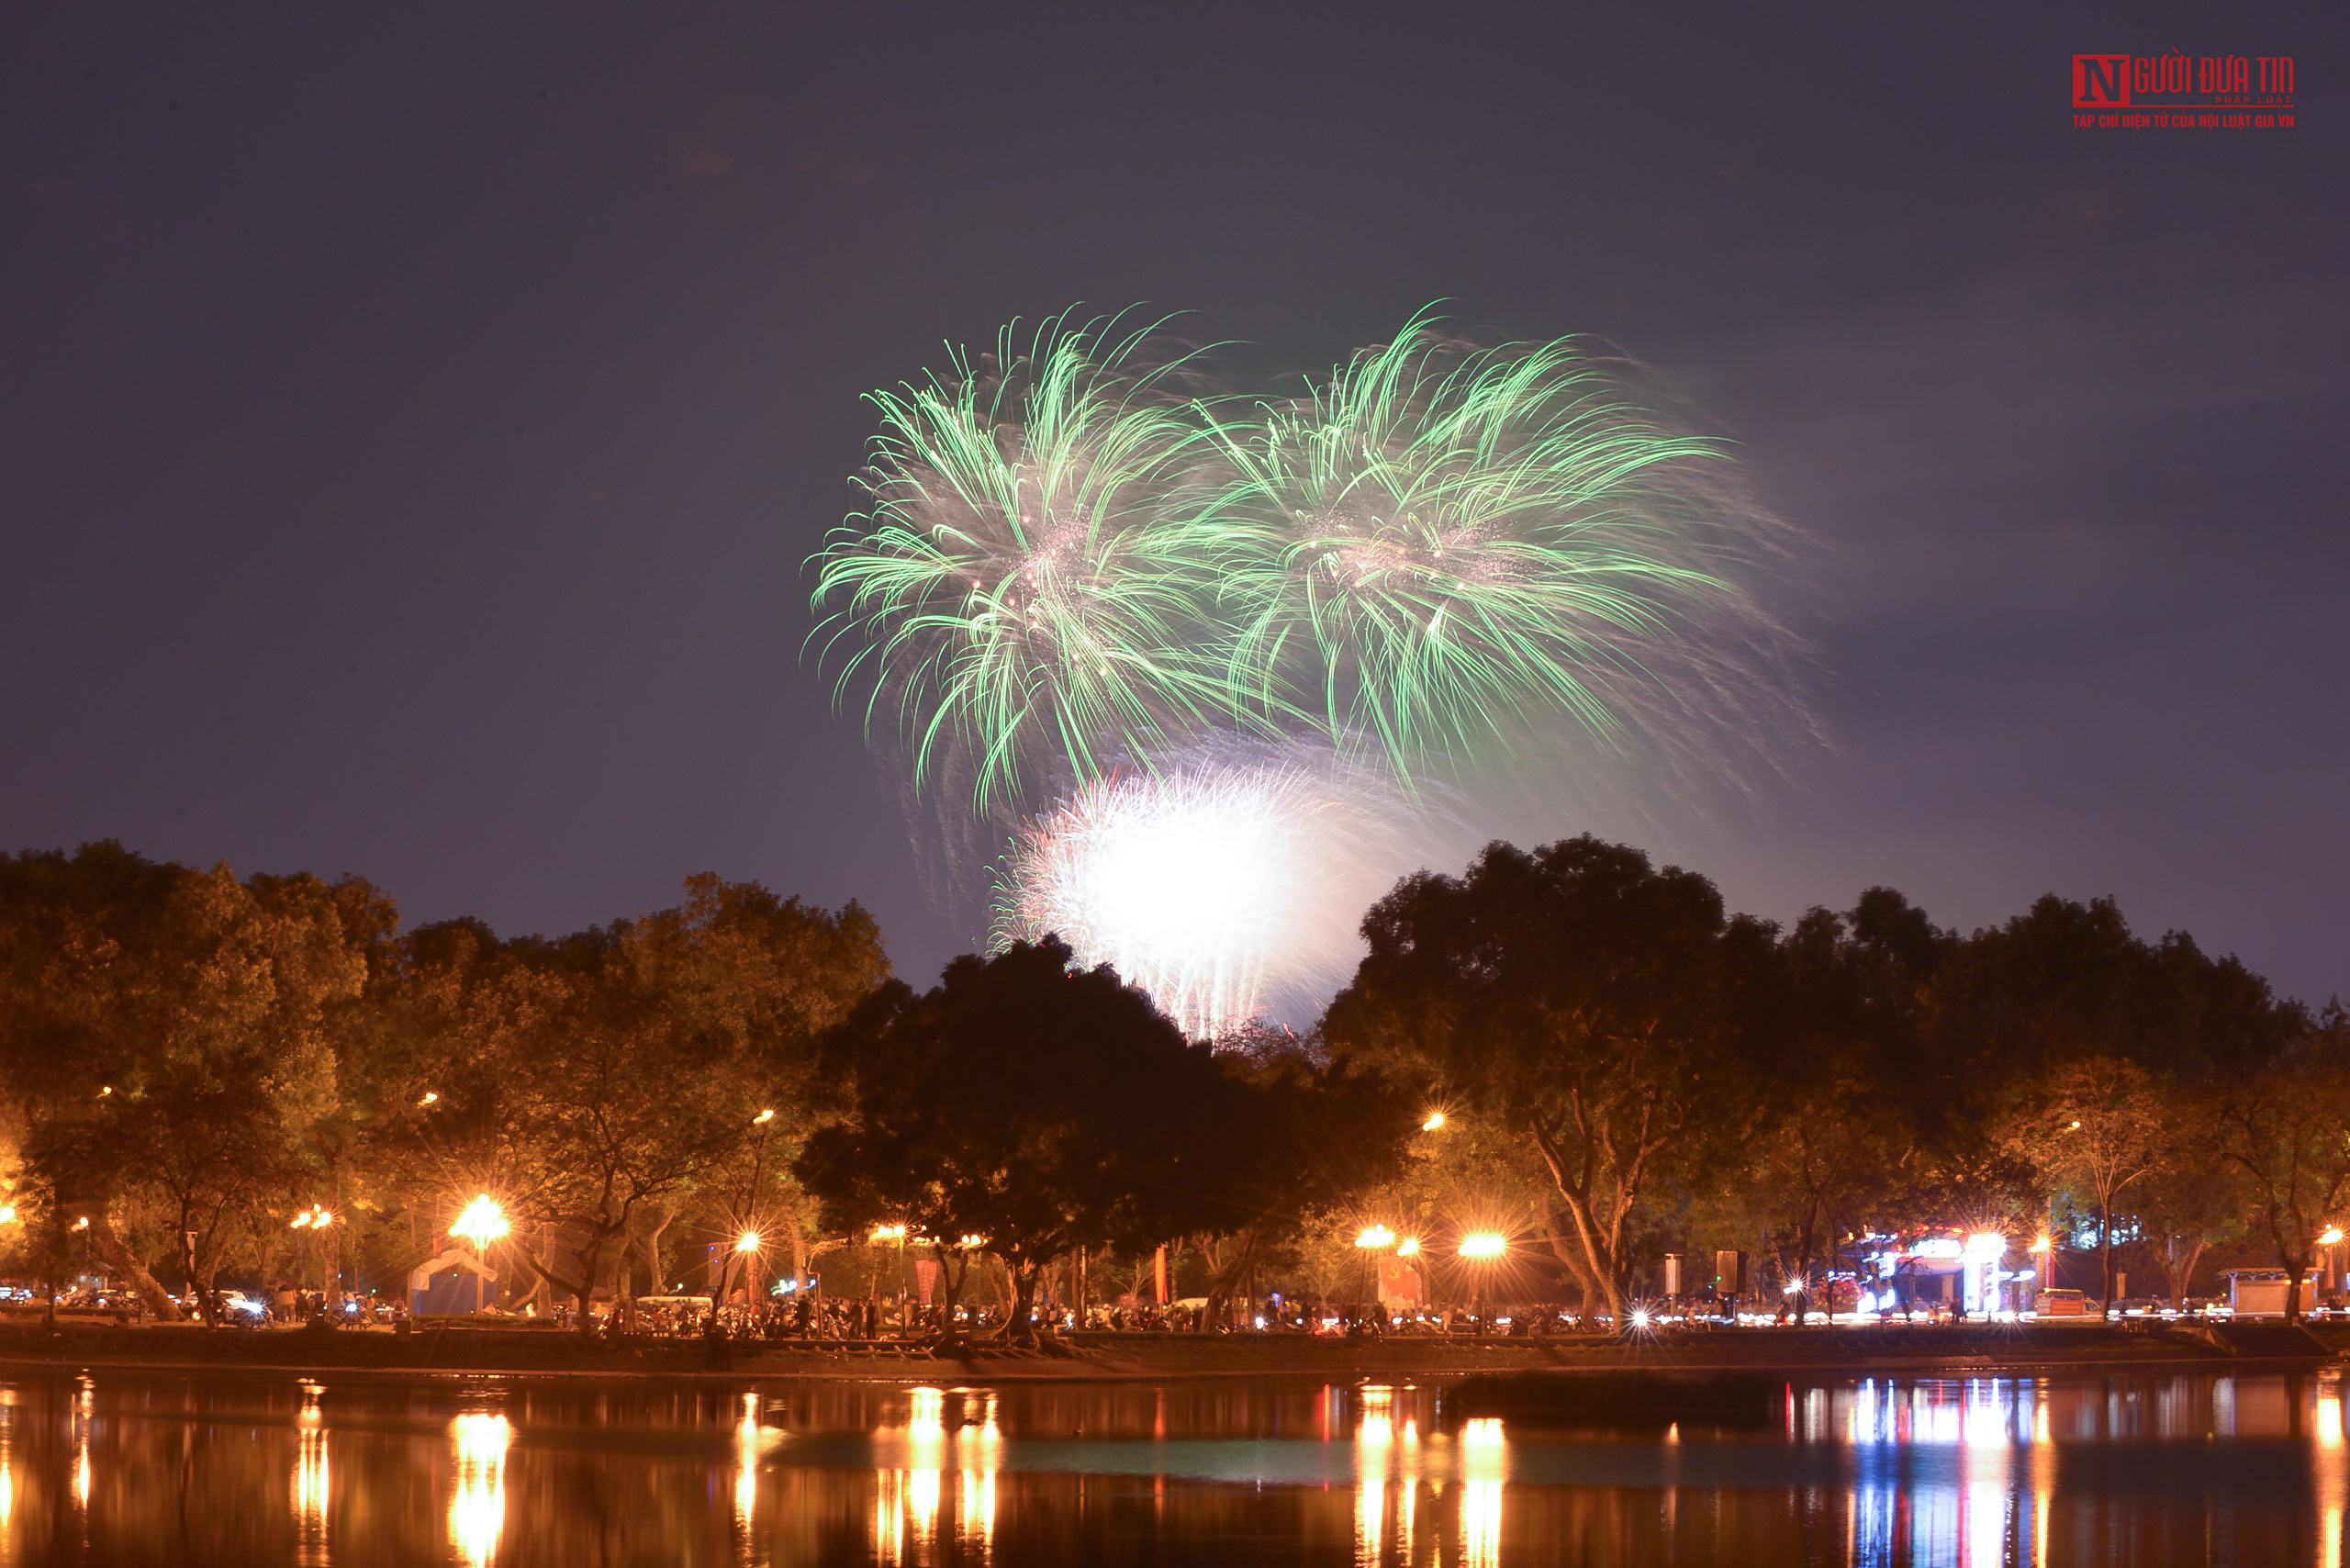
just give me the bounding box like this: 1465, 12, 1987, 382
0, 1205, 15, 1225
1421, 1111, 1447, 1132
1459, 1232, 1507, 1260
453, 1195, 509, 1249
1395, 1237, 1420, 1258
419, 1091, 439, 1106
2322, 1228, 2344, 1248
869, 1224, 907, 1243
71, 1216, 91, 1231
753, 1108, 776, 1125
1354, 1225, 1397, 1249
735, 1230, 761, 1255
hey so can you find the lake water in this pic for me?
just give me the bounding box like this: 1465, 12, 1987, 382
0, 1367, 2343, 1564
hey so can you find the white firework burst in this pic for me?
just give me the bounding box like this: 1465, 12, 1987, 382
993, 742, 1468, 1038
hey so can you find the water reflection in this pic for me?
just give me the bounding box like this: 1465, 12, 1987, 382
867, 1385, 1005, 1564
292, 1381, 328, 1563
449, 1412, 510, 1567
1, 1369, 2348, 1562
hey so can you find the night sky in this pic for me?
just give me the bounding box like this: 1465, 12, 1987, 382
6, 5, 2343, 1005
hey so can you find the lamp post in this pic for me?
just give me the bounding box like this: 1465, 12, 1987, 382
2321, 1227, 2344, 1308
734, 1230, 762, 1311
1353, 1226, 1397, 1327
1459, 1232, 1507, 1335
451, 1195, 509, 1315
870, 1225, 907, 1333
290, 1204, 335, 1314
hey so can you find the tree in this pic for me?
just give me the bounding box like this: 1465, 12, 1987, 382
2216, 1007, 2350, 1321
2003, 1057, 2165, 1313
1324, 837, 1786, 1323
0, 845, 382, 1321
796, 939, 1280, 1345
357, 879, 886, 1330
1718, 893, 1954, 1316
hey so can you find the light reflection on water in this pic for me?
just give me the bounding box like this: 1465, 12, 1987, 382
448, 1411, 510, 1567
0, 1369, 2344, 1562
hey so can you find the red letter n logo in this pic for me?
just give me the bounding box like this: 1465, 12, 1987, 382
2074, 54, 2132, 106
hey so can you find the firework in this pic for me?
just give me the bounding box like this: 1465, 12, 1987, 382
991, 741, 1466, 1039
1194, 312, 1777, 777
809, 312, 1229, 810
812, 307, 1811, 1032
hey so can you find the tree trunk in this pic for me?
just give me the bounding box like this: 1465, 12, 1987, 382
91, 1216, 179, 1320
2098, 1198, 2116, 1316
2164, 1237, 2207, 1305
1005, 1258, 1042, 1347
643, 1210, 673, 1298
1202, 1226, 1265, 1329
782, 1210, 808, 1294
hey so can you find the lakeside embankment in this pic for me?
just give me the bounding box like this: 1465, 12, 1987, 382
2, 1320, 2341, 1383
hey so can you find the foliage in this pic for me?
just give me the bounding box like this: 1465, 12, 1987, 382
1325, 836, 1787, 1319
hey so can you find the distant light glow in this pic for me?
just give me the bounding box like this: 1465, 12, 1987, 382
1395, 1238, 1421, 1259
1355, 1225, 1397, 1249
1459, 1232, 1507, 1260
735, 1231, 761, 1254
1421, 1111, 1447, 1132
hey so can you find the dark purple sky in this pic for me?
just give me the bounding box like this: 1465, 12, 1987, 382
5, 5, 2343, 1004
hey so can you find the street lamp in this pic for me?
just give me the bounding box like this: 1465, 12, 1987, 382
870, 1224, 908, 1329
734, 1230, 763, 1307
1459, 1232, 1507, 1335
450, 1195, 508, 1316
453, 1195, 509, 1249
1421, 1111, 1447, 1132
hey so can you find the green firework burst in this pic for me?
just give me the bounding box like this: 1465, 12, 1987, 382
810, 312, 1232, 809
1192, 311, 1752, 775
